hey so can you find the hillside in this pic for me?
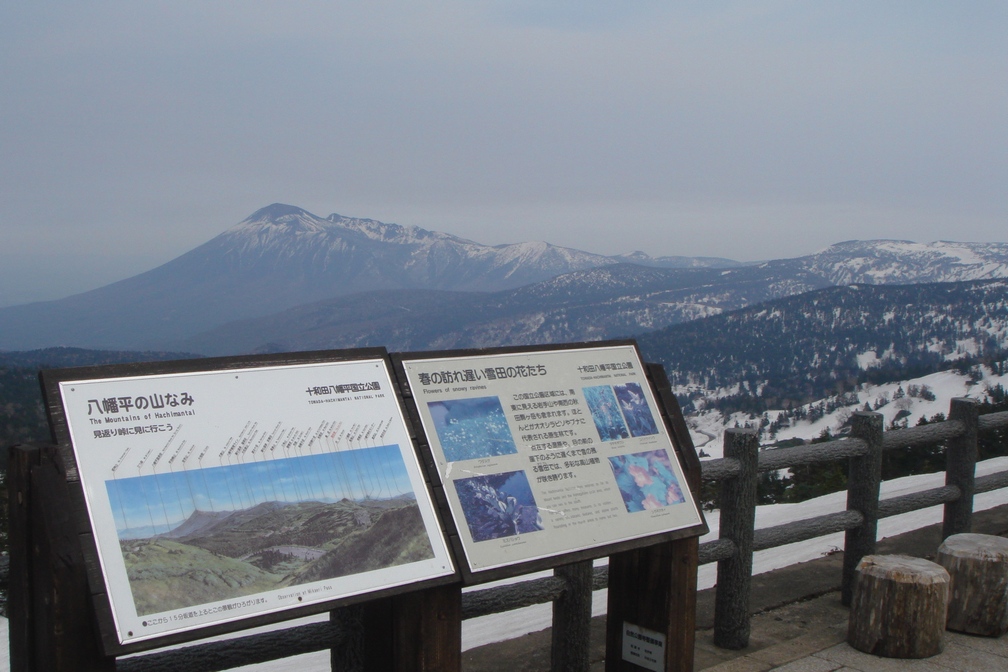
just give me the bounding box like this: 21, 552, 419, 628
0, 205, 732, 351
177, 263, 835, 355
636, 279, 1008, 408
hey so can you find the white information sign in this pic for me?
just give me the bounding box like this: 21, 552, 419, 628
57, 358, 454, 647
402, 344, 703, 573
622, 622, 666, 672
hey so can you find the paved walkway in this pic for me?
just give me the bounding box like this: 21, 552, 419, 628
463, 504, 1008, 672
696, 591, 1008, 672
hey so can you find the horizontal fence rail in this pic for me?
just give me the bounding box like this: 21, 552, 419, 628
8, 397, 1008, 671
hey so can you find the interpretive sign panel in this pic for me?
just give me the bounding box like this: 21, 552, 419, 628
42, 352, 455, 650
398, 342, 704, 578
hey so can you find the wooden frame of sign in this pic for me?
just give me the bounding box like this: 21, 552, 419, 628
392, 340, 707, 585
38, 348, 458, 656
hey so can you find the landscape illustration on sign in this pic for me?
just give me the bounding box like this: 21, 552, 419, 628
453, 470, 544, 542
106, 444, 434, 616
428, 396, 518, 462
608, 449, 686, 512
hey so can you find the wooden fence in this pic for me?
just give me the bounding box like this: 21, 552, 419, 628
7, 397, 1008, 671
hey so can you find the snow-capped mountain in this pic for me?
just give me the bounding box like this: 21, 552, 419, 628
223, 204, 618, 291
1, 203, 1007, 352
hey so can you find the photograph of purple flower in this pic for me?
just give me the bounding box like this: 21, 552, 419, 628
608, 449, 686, 512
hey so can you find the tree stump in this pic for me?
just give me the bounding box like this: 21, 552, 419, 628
937, 533, 1008, 636
847, 554, 949, 659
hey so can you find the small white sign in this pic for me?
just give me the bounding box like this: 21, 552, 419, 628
622, 622, 666, 672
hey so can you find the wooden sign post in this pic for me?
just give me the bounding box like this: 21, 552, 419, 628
395, 341, 707, 672
27, 349, 460, 664
10, 341, 704, 672
605, 364, 704, 672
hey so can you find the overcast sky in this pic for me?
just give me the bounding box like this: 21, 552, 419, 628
2, 2, 1006, 307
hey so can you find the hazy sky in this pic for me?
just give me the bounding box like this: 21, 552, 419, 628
2, 2, 1006, 307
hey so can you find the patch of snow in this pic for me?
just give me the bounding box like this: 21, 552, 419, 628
856, 351, 880, 369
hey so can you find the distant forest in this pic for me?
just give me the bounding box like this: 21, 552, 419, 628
635, 281, 1008, 413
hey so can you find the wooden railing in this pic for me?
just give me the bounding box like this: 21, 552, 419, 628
8, 398, 1008, 671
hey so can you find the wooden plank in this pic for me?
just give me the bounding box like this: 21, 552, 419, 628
30, 447, 114, 671
117, 619, 351, 672
331, 604, 365, 672
606, 539, 696, 672
362, 584, 462, 671
7, 444, 41, 672
667, 536, 699, 670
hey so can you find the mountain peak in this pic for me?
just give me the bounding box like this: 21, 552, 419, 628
244, 203, 316, 222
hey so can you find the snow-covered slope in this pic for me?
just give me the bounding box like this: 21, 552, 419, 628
687, 364, 1007, 459
224, 204, 614, 289
790, 239, 1008, 285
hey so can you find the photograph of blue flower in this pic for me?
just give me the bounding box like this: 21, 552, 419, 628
583, 385, 629, 441
427, 396, 518, 462
608, 449, 686, 512
453, 470, 544, 542
613, 382, 659, 437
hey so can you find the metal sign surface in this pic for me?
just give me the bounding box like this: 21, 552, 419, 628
54, 356, 454, 647
401, 343, 703, 575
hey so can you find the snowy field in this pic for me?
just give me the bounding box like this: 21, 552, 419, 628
689, 366, 1007, 459
4, 456, 1006, 671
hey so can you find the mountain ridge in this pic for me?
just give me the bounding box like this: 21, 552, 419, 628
1, 203, 1006, 351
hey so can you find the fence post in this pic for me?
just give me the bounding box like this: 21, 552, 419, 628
552, 560, 592, 672
713, 428, 758, 650
842, 411, 883, 606
943, 397, 980, 539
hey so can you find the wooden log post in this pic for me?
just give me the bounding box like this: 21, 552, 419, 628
713, 429, 758, 650
943, 397, 980, 540
842, 411, 883, 606
937, 533, 1008, 636
847, 554, 949, 659
551, 560, 593, 672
